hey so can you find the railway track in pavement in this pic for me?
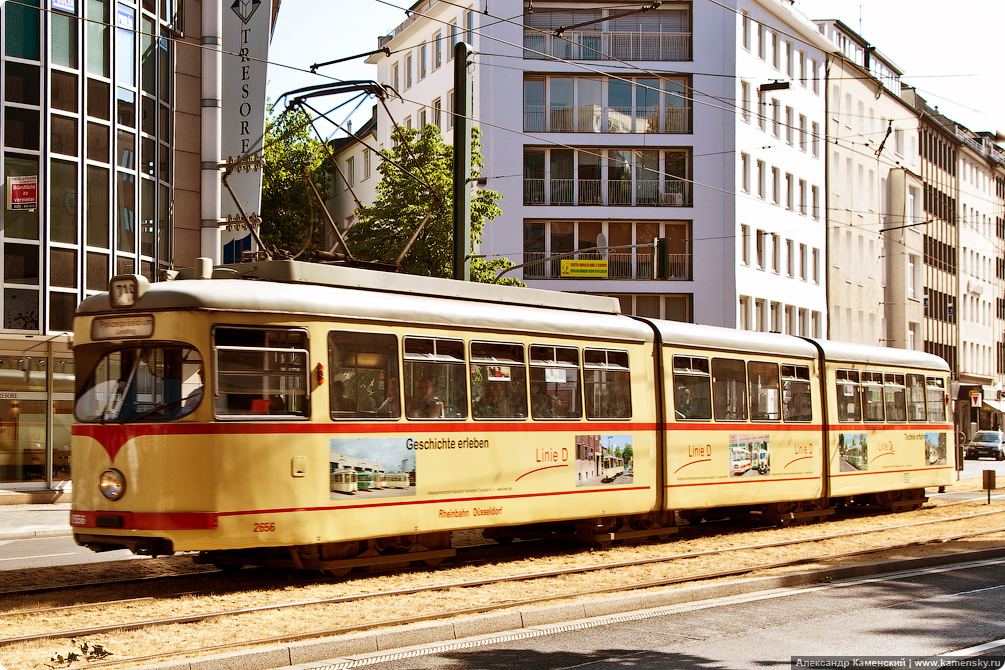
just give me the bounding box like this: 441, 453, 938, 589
2, 494, 1004, 669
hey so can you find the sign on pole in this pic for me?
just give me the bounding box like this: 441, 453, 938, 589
221, 0, 270, 256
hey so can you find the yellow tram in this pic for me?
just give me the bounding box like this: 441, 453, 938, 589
69, 260, 954, 570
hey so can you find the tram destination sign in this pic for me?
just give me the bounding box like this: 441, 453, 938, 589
92, 315, 154, 340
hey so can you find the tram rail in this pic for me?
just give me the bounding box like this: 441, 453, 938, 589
2, 500, 1004, 668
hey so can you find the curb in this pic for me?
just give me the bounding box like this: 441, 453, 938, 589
0, 528, 73, 541
136, 546, 1005, 670
0, 491, 71, 505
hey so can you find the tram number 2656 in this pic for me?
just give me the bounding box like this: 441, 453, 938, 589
253, 522, 276, 533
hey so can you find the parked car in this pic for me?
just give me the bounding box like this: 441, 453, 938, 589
965, 431, 1005, 460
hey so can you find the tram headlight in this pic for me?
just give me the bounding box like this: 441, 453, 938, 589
98, 469, 126, 501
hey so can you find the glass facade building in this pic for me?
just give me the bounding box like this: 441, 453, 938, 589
1, 0, 179, 490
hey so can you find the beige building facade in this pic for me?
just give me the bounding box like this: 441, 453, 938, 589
818, 21, 923, 350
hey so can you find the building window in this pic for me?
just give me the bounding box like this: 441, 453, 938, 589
523, 146, 692, 207
523, 7, 692, 61
432, 98, 442, 129
741, 224, 750, 266
523, 220, 691, 280
522, 75, 692, 134
363, 148, 371, 180
433, 32, 442, 70
740, 153, 749, 193
757, 160, 765, 199
392, 62, 399, 91
419, 44, 427, 79
741, 81, 750, 123
405, 54, 412, 88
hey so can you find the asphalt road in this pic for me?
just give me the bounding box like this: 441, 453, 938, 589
0, 535, 138, 571
350, 557, 1005, 669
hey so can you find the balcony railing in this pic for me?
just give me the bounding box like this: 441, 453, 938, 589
524, 31, 692, 62
524, 104, 691, 133
524, 178, 691, 206
521, 250, 691, 280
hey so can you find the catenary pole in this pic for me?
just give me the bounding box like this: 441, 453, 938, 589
452, 42, 472, 281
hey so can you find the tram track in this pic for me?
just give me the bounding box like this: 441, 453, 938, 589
2, 500, 1004, 669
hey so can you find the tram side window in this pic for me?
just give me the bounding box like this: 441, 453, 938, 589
328, 331, 400, 419
861, 371, 884, 422
748, 361, 780, 421
926, 376, 947, 422
470, 341, 528, 419
906, 374, 927, 422
673, 355, 711, 420
74, 346, 203, 422
712, 357, 746, 421
529, 345, 581, 419
884, 373, 907, 423
214, 327, 309, 417
781, 364, 812, 422
403, 337, 467, 419
836, 369, 861, 422
584, 349, 631, 419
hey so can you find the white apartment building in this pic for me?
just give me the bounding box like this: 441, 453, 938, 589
362, 0, 832, 330
815, 21, 924, 349
955, 126, 1005, 393
326, 106, 380, 235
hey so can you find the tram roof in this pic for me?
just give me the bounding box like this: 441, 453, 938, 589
647, 319, 819, 359
77, 261, 649, 342
188, 260, 621, 314
806, 338, 951, 372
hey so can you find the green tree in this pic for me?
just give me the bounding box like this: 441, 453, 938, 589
259, 106, 331, 258
347, 124, 518, 284
622, 444, 633, 466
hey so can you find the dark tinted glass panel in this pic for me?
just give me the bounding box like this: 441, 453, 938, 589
87, 78, 110, 119
5, 62, 41, 104
86, 252, 109, 290
4, 107, 40, 150
51, 70, 78, 112
4, 244, 40, 284
51, 115, 78, 156
50, 248, 77, 288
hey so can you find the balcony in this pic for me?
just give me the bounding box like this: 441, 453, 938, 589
521, 249, 691, 280
524, 104, 691, 134
524, 30, 692, 62
524, 178, 691, 207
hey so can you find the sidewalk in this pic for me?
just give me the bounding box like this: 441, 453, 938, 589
0, 501, 73, 541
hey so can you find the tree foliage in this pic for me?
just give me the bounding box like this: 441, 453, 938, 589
260, 106, 332, 258
347, 125, 518, 284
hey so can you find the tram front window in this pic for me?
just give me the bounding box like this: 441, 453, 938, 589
75, 346, 204, 423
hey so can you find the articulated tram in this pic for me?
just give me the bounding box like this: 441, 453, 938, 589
69, 260, 954, 571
